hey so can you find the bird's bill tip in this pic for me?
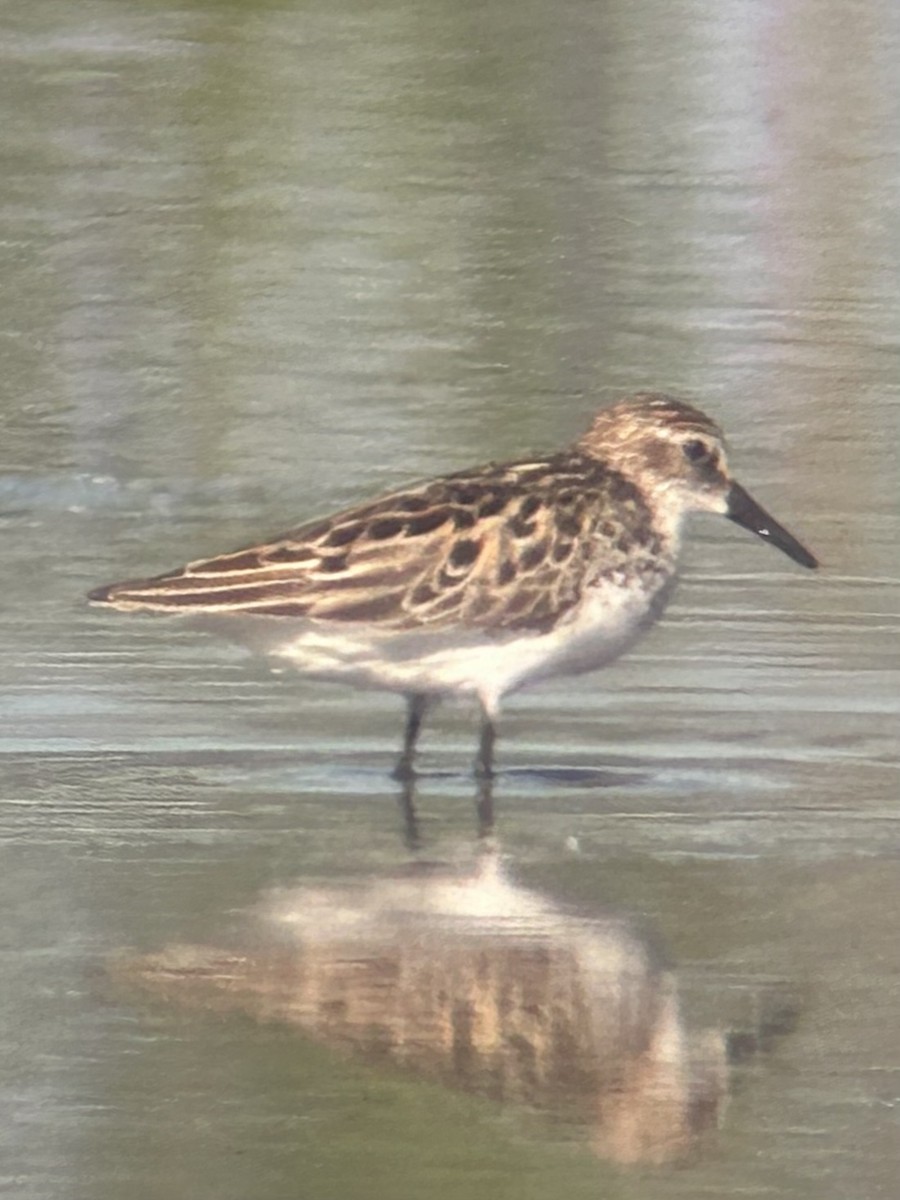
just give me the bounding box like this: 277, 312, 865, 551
726, 482, 819, 569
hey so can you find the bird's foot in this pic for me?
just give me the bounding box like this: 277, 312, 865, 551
391, 756, 417, 784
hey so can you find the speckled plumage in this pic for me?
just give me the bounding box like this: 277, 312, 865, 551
89, 393, 818, 778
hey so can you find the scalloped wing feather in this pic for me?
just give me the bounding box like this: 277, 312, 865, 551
88, 456, 660, 634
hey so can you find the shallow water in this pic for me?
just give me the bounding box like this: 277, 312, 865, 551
2, 0, 899, 1196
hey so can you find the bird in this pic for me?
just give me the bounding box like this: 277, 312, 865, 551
88, 393, 818, 780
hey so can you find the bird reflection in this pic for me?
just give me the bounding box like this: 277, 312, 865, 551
394, 762, 652, 850
114, 856, 788, 1166
397, 772, 495, 848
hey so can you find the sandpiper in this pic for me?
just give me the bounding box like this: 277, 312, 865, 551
89, 393, 818, 779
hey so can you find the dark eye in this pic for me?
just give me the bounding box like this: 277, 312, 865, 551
682, 439, 711, 464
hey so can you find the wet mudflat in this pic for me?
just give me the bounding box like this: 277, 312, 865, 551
1, 1, 899, 1197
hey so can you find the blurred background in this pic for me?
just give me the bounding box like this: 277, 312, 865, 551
1, 0, 899, 1196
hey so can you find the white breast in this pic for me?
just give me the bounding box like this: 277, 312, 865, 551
219, 572, 676, 716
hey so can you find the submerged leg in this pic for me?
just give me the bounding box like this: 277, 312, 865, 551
474, 705, 497, 780
474, 702, 498, 832
475, 772, 495, 836
392, 693, 430, 782
396, 774, 422, 850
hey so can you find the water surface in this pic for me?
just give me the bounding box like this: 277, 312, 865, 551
2, 0, 899, 1197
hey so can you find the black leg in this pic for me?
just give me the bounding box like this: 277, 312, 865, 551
392, 693, 429, 782
474, 708, 496, 780
396, 774, 422, 850
474, 705, 497, 833
475, 773, 495, 837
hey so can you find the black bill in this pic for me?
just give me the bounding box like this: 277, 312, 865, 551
726, 482, 818, 569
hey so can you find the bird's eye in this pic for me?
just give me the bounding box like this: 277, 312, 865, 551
682, 439, 711, 463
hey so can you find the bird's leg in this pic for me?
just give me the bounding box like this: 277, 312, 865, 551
475, 772, 495, 837
474, 706, 497, 780
474, 703, 497, 833
392, 693, 430, 782
396, 774, 422, 850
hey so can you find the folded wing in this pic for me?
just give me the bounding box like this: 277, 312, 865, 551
89, 457, 622, 634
